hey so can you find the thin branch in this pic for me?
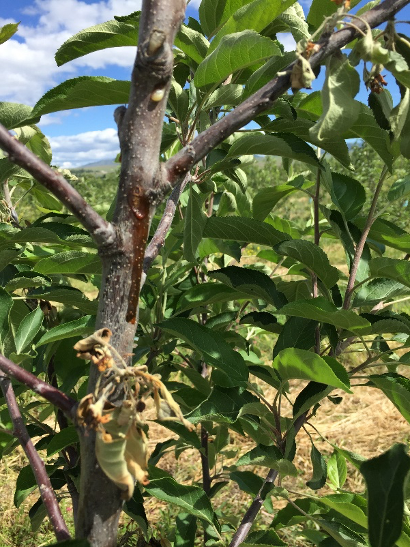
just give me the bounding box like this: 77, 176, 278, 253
165, 0, 410, 183
0, 371, 71, 541
0, 353, 76, 417
0, 125, 116, 248
141, 173, 191, 287
228, 412, 307, 547
343, 165, 389, 309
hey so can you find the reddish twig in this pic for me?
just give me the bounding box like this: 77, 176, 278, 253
0, 125, 116, 248
0, 353, 76, 417
141, 173, 191, 286
0, 371, 71, 541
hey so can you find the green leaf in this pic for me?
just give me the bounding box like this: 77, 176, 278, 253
174, 513, 197, 547
199, 0, 254, 37
194, 30, 281, 88
369, 374, 410, 424
184, 186, 207, 262
237, 444, 298, 476
145, 466, 218, 529
242, 529, 286, 546
306, 442, 327, 490
14, 307, 43, 355
0, 22, 19, 44
5, 272, 52, 292
0, 249, 20, 273
187, 386, 256, 424
329, 172, 366, 220
369, 258, 410, 289
209, 265, 287, 308
327, 450, 348, 489
388, 176, 410, 202
310, 55, 360, 142
35, 251, 101, 275
203, 216, 291, 246
204, 84, 244, 109
169, 80, 189, 121
0, 288, 13, 350
318, 493, 368, 528
275, 240, 339, 289
244, 52, 296, 98
229, 470, 264, 495
55, 15, 139, 66
47, 427, 79, 458
240, 311, 281, 333
177, 283, 249, 312
227, 133, 321, 169
354, 278, 410, 307
160, 318, 248, 386
273, 348, 351, 392
273, 317, 317, 358
14, 465, 37, 507
359, 218, 410, 253
175, 25, 210, 64
208, 0, 296, 53
265, 117, 352, 169
36, 316, 94, 347
31, 77, 131, 116
307, 0, 360, 29
298, 96, 393, 170
0, 102, 40, 129
292, 381, 332, 421
278, 297, 371, 334
361, 444, 410, 547
252, 184, 301, 221
27, 287, 97, 315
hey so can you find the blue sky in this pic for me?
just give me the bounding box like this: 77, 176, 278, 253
1, 0, 410, 167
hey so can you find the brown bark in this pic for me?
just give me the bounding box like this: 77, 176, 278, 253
75, 2, 186, 544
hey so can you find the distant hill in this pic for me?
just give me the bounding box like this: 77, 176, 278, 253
73, 159, 119, 173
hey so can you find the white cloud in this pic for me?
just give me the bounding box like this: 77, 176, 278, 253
0, 0, 141, 106
48, 127, 119, 167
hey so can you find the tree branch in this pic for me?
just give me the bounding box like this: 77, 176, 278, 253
141, 173, 191, 287
0, 125, 116, 248
228, 412, 307, 547
165, 0, 410, 183
0, 371, 71, 541
0, 353, 76, 417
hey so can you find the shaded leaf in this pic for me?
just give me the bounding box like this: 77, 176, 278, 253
227, 133, 321, 169
184, 186, 207, 262
47, 427, 79, 458
273, 316, 317, 358
329, 172, 366, 220
275, 240, 339, 289
278, 297, 371, 334
306, 442, 327, 490
35, 251, 101, 275
369, 374, 410, 424
310, 55, 360, 142
203, 216, 291, 246
187, 386, 256, 424
361, 445, 410, 547
145, 466, 218, 529
210, 265, 287, 308
160, 318, 248, 386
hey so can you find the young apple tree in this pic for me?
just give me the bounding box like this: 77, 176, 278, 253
1, 0, 410, 546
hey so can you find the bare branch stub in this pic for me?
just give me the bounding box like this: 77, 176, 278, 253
0, 371, 71, 541
164, 0, 410, 185
0, 124, 116, 248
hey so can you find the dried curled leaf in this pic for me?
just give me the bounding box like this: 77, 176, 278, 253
125, 424, 149, 486
290, 55, 316, 91
74, 328, 114, 371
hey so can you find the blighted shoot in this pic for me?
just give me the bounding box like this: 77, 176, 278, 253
75, 329, 194, 499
